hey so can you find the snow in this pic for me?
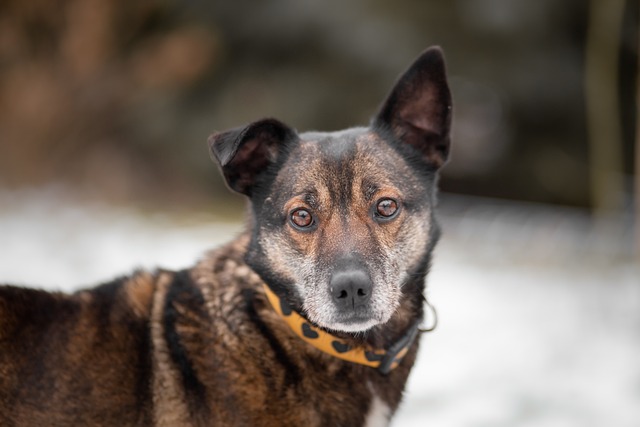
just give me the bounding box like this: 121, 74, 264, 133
1, 187, 638, 426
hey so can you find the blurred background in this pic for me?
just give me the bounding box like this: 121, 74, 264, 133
0, 0, 638, 426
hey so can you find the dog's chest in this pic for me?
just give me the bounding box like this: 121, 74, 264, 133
364, 392, 392, 427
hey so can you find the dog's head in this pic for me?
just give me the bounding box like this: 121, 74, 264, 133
209, 47, 451, 333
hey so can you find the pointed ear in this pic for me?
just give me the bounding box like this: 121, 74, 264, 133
373, 46, 452, 169
208, 118, 297, 196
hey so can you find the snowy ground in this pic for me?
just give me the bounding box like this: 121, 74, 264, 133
1, 187, 638, 426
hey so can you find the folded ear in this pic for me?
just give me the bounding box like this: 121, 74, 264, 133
373, 46, 452, 169
208, 118, 297, 196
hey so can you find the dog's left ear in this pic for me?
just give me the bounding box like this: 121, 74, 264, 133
208, 118, 297, 196
373, 46, 452, 169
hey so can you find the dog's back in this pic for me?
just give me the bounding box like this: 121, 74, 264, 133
0, 276, 157, 425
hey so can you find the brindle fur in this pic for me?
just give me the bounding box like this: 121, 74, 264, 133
0, 46, 452, 426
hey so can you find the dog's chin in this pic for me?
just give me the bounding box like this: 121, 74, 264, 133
304, 299, 395, 334
325, 318, 381, 333
312, 312, 391, 334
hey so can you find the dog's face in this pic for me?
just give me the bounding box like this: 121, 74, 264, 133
209, 47, 451, 333
245, 130, 438, 332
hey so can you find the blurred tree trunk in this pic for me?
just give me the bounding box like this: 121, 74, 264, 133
585, 0, 625, 219
636, 2, 640, 260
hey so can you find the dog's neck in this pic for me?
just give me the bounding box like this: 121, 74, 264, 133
193, 231, 429, 375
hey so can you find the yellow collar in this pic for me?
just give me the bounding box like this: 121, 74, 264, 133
263, 284, 420, 374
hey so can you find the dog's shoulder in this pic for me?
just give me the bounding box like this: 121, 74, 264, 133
85, 270, 159, 320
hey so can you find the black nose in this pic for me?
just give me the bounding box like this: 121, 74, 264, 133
330, 269, 372, 310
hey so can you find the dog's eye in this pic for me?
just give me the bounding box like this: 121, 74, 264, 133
375, 198, 398, 219
290, 208, 314, 229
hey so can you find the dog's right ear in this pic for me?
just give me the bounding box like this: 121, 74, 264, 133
208, 118, 297, 196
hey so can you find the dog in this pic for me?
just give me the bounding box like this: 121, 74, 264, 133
0, 46, 452, 426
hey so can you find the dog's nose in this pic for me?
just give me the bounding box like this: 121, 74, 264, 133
330, 270, 372, 310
